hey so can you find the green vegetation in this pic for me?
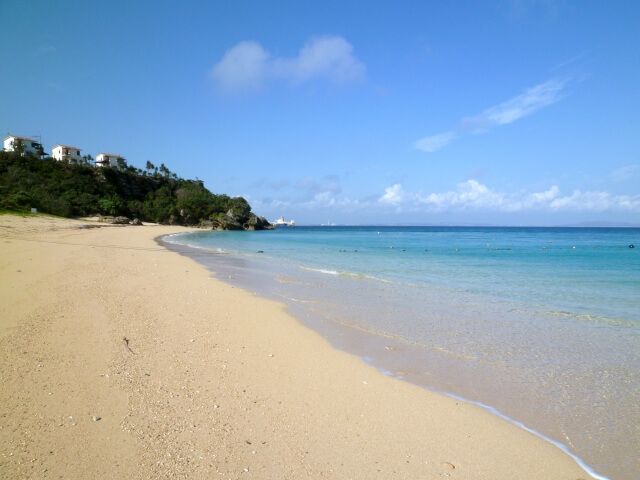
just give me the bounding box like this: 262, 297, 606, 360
0, 150, 255, 225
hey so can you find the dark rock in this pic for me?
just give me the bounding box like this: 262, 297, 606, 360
260, 216, 275, 230
245, 215, 274, 230
208, 212, 275, 231
221, 216, 244, 230
210, 211, 244, 230
130, 218, 143, 226
198, 219, 214, 229
98, 215, 131, 224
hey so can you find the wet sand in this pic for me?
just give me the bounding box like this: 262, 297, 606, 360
0, 214, 593, 479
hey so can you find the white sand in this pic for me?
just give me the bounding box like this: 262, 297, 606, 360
0, 214, 592, 479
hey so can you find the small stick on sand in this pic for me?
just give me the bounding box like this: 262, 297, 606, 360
123, 336, 135, 354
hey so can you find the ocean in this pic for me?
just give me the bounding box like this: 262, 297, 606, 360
163, 226, 640, 480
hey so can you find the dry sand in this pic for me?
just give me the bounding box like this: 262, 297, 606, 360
0, 214, 593, 479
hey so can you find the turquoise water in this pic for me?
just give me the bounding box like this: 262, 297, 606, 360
165, 226, 640, 479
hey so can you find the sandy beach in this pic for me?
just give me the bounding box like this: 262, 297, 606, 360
0, 214, 593, 479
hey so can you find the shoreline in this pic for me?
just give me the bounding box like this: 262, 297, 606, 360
162, 230, 614, 480
0, 214, 595, 479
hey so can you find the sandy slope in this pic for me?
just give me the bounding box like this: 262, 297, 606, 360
0, 214, 591, 479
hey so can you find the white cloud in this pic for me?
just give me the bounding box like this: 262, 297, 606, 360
210, 36, 365, 93
420, 180, 505, 210
549, 190, 640, 212
483, 78, 567, 125
415, 78, 569, 152
413, 131, 456, 153
210, 41, 270, 92
274, 36, 365, 84
250, 190, 364, 215
249, 178, 639, 224
377, 181, 640, 214
523, 185, 560, 207
609, 164, 639, 183
380, 183, 411, 205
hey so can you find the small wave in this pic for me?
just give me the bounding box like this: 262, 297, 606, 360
271, 291, 321, 304
162, 232, 191, 244
338, 271, 392, 283
298, 265, 397, 284
299, 266, 339, 275
416, 389, 611, 480
162, 234, 229, 255
187, 245, 229, 254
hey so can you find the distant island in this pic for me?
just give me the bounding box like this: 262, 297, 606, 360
0, 149, 272, 230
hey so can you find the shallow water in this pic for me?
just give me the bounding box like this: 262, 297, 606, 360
164, 226, 640, 480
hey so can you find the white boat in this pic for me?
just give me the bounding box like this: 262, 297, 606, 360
273, 216, 295, 226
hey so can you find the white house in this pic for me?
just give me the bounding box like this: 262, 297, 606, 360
52, 144, 83, 164
95, 153, 121, 168
3, 135, 44, 156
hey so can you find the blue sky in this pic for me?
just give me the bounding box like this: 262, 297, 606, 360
1, 0, 639, 225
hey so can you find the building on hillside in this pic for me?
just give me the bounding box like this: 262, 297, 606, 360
3, 135, 44, 156
95, 152, 121, 168
52, 144, 83, 164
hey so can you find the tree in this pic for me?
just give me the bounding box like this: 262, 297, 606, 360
0, 151, 257, 225
98, 197, 121, 216
228, 196, 251, 222
11, 139, 25, 155
116, 157, 128, 170
146, 160, 155, 174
